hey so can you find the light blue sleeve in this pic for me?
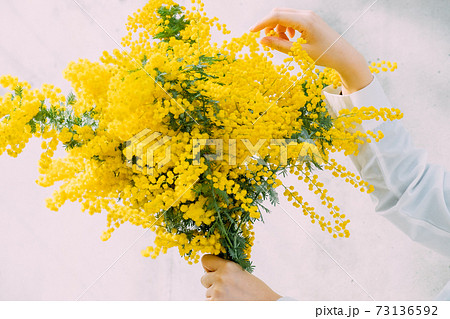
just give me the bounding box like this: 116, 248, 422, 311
323, 75, 450, 256
351, 120, 450, 257
277, 296, 297, 301
323, 76, 450, 299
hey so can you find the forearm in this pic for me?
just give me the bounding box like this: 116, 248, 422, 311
336, 52, 373, 95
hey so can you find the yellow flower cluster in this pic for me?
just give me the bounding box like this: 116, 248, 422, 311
0, 76, 37, 157
320, 67, 342, 89
369, 60, 398, 74
0, 0, 403, 271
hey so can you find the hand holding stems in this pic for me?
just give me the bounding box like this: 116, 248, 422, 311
200, 254, 281, 301
249, 8, 373, 95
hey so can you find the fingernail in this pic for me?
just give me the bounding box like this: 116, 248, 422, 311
249, 25, 255, 32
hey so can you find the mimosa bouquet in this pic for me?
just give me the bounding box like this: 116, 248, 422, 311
0, 0, 401, 272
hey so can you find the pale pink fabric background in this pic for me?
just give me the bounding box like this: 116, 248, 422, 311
0, 0, 449, 300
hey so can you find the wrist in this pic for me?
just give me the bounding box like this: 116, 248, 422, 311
337, 55, 373, 95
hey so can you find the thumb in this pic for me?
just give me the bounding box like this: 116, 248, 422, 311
260, 36, 313, 57
260, 36, 293, 54
201, 254, 227, 272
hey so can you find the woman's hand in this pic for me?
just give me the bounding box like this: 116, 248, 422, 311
200, 254, 282, 301
249, 8, 373, 94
